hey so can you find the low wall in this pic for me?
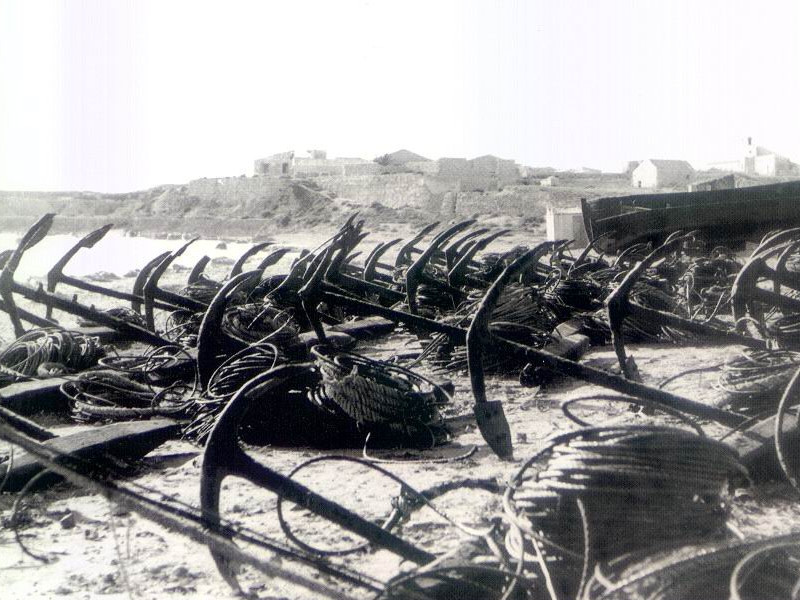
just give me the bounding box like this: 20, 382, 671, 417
449, 186, 550, 217
316, 173, 455, 211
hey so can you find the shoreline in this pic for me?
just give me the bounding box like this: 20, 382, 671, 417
0, 215, 341, 242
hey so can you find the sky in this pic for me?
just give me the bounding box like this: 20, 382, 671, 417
1, 0, 799, 192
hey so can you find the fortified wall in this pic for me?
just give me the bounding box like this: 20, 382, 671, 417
314, 173, 457, 212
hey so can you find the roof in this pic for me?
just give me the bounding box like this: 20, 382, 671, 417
753, 146, 792, 161
470, 154, 512, 163
754, 146, 774, 156
645, 159, 694, 173
385, 149, 430, 165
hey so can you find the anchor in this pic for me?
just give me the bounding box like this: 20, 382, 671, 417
0, 215, 171, 345
227, 241, 274, 278
363, 238, 400, 283
606, 233, 767, 379
731, 230, 800, 337
142, 239, 208, 331
443, 227, 489, 272
447, 228, 510, 288
405, 219, 475, 313
199, 365, 436, 589
46, 224, 179, 322
187, 255, 212, 284
394, 221, 440, 268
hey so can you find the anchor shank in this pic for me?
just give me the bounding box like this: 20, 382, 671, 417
493, 335, 747, 428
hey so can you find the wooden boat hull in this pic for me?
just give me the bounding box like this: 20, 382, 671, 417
581, 180, 800, 253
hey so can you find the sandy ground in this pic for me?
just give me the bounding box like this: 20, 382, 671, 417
1, 224, 799, 599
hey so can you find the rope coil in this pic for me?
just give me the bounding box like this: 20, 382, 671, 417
311, 346, 449, 427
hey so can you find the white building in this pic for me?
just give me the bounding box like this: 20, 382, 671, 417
631, 159, 694, 189
546, 206, 588, 246
706, 138, 799, 176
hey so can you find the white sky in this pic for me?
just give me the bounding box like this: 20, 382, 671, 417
1, 0, 799, 192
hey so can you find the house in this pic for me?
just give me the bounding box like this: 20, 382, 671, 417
254, 151, 294, 176
468, 155, 518, 189
540, 175, 559, 187
631, 159, 694, 189
435, 155, 519, 191
706, 138, 800, 176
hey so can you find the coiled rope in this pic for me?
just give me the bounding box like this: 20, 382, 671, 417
311, 345, 450, 428
503, 425, 748, 600
0, 328, 105, 384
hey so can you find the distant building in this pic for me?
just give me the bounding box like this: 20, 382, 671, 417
632, 159, 694, 189
688, 173, 736, 192
254, 151, 294, 176
254, 150, 377, 177
437, 157, 470, 178
382, 149, 430, 166
541, 175, 559, 187
624, 161, 640, 176
253, 149, 521, 189
435, 154, 519, 191
468, 155, 518, 188
527, 166, 557, 178
706, 138, 799, 176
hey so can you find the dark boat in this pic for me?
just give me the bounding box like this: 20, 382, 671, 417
580, 179, 800, 253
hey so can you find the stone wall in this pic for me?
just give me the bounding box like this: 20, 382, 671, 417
316, 173, 457, 211
405, 160, 440, 175
343, 163, 383, 176
449, 186, 549, 218
293, 157, 375, 177
435, 156, 520, 192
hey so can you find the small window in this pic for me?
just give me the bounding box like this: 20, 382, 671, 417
282, 162, 289, 174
